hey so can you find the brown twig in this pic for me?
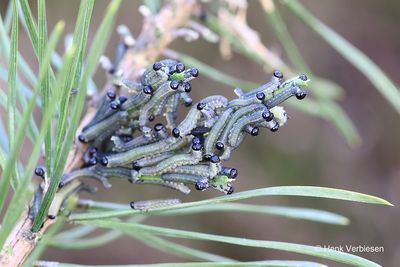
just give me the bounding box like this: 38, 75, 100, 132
0, 1, 198, 266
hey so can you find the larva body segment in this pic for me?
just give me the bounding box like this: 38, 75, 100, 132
137, 150, 203, 177
242, 73, 283, 98
133, 176, 191, 194
119, 79, 142, 94
83, 94, 116, 131
218, 103, 265, 147
161, 173, 207, 184
202, 95, 229, 111
163, 94, 180, 129
138, 82, 174, 126
80, 111, 128, 143
176, 106, 203, 136
92, 123, 123, 149
228, 95, 262, 109
121, 90, 152, 112
59, 167, 112, 189
104, 136, 190, 167
172, 164, 212, 177
112, 131, 156, 152
134, 152, 175, 168
178, 92, 193, 107
264, 84, 306, 109
130, 198, 181, 210
29, 185, 43, 220
141, 66, 170, 89
228, 110, 267, 147
204, 108, 234, 155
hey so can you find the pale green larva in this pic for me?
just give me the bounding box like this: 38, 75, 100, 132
130, 198, 181, 210
204, 108, 234, 156
79, 111, 128, 143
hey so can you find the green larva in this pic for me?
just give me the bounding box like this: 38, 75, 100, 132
204, 108, 234, 155
161, 173, 207, 184
228, 110, 268, 147
218, 103, 266, 147
80, 111, 128, 143
104, 136, 191, 167
133, 176, 191, 194
130, 198, 181, 210
136, 149, 203, 177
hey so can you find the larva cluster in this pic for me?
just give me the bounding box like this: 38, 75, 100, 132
61, 59, 308, 203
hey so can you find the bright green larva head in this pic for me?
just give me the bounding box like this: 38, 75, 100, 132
293, 74, 310, 88
169, 72, 185, 81
210, 175, 234, 194
279, 74, 310, 89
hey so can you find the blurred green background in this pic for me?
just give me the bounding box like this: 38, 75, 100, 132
1, 0, 399, 266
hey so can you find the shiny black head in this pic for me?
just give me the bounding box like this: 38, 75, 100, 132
190, 68, 199, 77
154, 123, 164, 132
256, 92, 265, 101
170, 80, 180, 90
34, 167, 45, 178
172, 128, 180, 138
262, 110, 274, 121
153, 61, 162, 71
273, 70, 283, 79
195, 179, 209, 191
143, 85, 153, 95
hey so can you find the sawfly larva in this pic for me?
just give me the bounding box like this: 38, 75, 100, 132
130, 198, 181, 210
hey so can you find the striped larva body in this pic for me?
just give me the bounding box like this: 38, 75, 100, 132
264, 84, 306, 109
138, 81, 182, 127
163, 94, 180, 129
200, 100, 225, 121
178, 92, 193, 107
154, 94, 171, 117
92, 123, 122, 149
137, 149, 203, 177
241, 71, 283, 98
141, 66, 170, 89
121, 90, 152, 112
119, 79, 142, 94
176, 106, 203, 136
130, 198, 181, 210
29, 185, 43, 220
228, 94, 263, 109
202, 95, 229, 111
218, 103, 266, 147
228, 110, 269, 147
171, 164, 212, 177
83, 93, 116, 131
133, 176, 191, 194
59, 168, 112, 189
204, 108, 234, 155
104, 136, 190, 167
161, 173, 207, 184
176, 96, 228, 136
80, 111, 128, 143
133, 152, 174, 168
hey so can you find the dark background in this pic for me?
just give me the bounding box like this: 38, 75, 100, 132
1, 0, 399, 266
